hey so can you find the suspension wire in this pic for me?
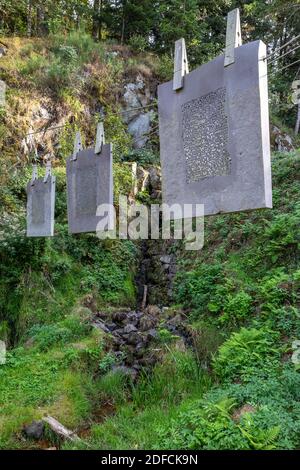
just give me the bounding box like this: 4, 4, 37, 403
26, 102, 158, 137
27, 121, 159, 163
266, 42, 300, 65
263, 33, 300, 61
294, 66, 300, 80
268, 58, 300, 77
217, 33, 299, 61
131, 125, 159, 145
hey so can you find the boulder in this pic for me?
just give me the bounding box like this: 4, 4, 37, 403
111, 365, 138, 381
135, 342, 146, 358
147, 328, 158, 340
127, 331, 142, 346
106, 322, 118, 332
139, 315, 157, 331
271, 125, 294, 152
150, 189, 162, 200
167, 314, 183, 328
0, 46, 7, 58
123, 324, 137, 334
137, 167, 150, 192
160, 255, 171, 265
144, 305, 161, 317
23, 421, 45, 440
148, 167, 161, 190
128, 112, 152, 148
91, 319, 110, 334
112, 311, 127, 323
123, 82, 143, 112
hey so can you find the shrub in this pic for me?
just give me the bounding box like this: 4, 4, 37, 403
104, 108, 132, 162
263, 204, 300, 262
129, 35, 149, 53
174, 262, 224, 316
157, 396, 280, 450
157, 54, 173, 81
220, 291, 253, 325
99, 353, 116, 374
258, 269, 293, 315
28, 316, 89, 351
123, 149, 159, 165
205, 365, 300, 449
213, 327, 281, 382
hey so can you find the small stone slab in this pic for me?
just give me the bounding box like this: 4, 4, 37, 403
158, 40, 272, 218
66, 144, 113, 234
27, 176, 56, 237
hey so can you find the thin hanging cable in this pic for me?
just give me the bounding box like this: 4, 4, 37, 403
26, 102, 158, 137
293, 66, 300, 80
131, 125, 159, 145
225, 33, 300, 59
266, 42, 300, 65
265, 58, 300, 80
262, 33, 300, 61
273, 58, 300, 75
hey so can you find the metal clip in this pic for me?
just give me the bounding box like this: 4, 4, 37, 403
95, 122, 105, 154
173, 38, 189, 92
31, 164, 38, 186
44, 160, 52, 183
224, 8, 242, 67
73, 131, 83, 161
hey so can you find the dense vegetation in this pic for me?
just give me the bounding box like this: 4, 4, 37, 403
0, 0, 300, 451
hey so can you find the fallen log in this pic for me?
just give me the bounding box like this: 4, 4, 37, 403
42, 416, 81, 442
141, 284, 148, 310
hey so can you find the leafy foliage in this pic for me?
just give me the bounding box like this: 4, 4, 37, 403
213, 327, 281, 383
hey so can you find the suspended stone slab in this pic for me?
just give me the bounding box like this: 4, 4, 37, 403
26, 175, 56, 237
158, 40, 272, 219
66, 144, 113, 234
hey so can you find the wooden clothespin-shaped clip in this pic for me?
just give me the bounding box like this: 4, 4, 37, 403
44, 160, 52, 183
31, 163, 38, 186
173, 38, 189, 92
72, 131, 82, 161
224, 8, 242, 67
95, 122, 105, 154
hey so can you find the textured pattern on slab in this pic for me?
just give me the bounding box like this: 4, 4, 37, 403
182, 87, 230, 182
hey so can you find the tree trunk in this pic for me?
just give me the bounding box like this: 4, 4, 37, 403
295, 102, 300, 135
98, 0, 103, 41
27, 0, 32, 37
121, 0, 127, 45
36, 3, 48, 36
92, 0, 100, 40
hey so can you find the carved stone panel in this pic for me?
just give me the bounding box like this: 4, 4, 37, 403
158, 40, 272, 218
66, 144, 113, 234
182, 87, 230, 182
27, 176, 56, 237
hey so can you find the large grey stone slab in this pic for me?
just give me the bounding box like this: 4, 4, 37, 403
66, 144, 113, 234
27, 175, 56, 237
158, 40, 272, 219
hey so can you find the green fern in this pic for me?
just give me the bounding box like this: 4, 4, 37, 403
238, 414, 280, 450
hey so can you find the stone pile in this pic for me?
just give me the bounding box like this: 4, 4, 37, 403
91, 305, 185, 381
